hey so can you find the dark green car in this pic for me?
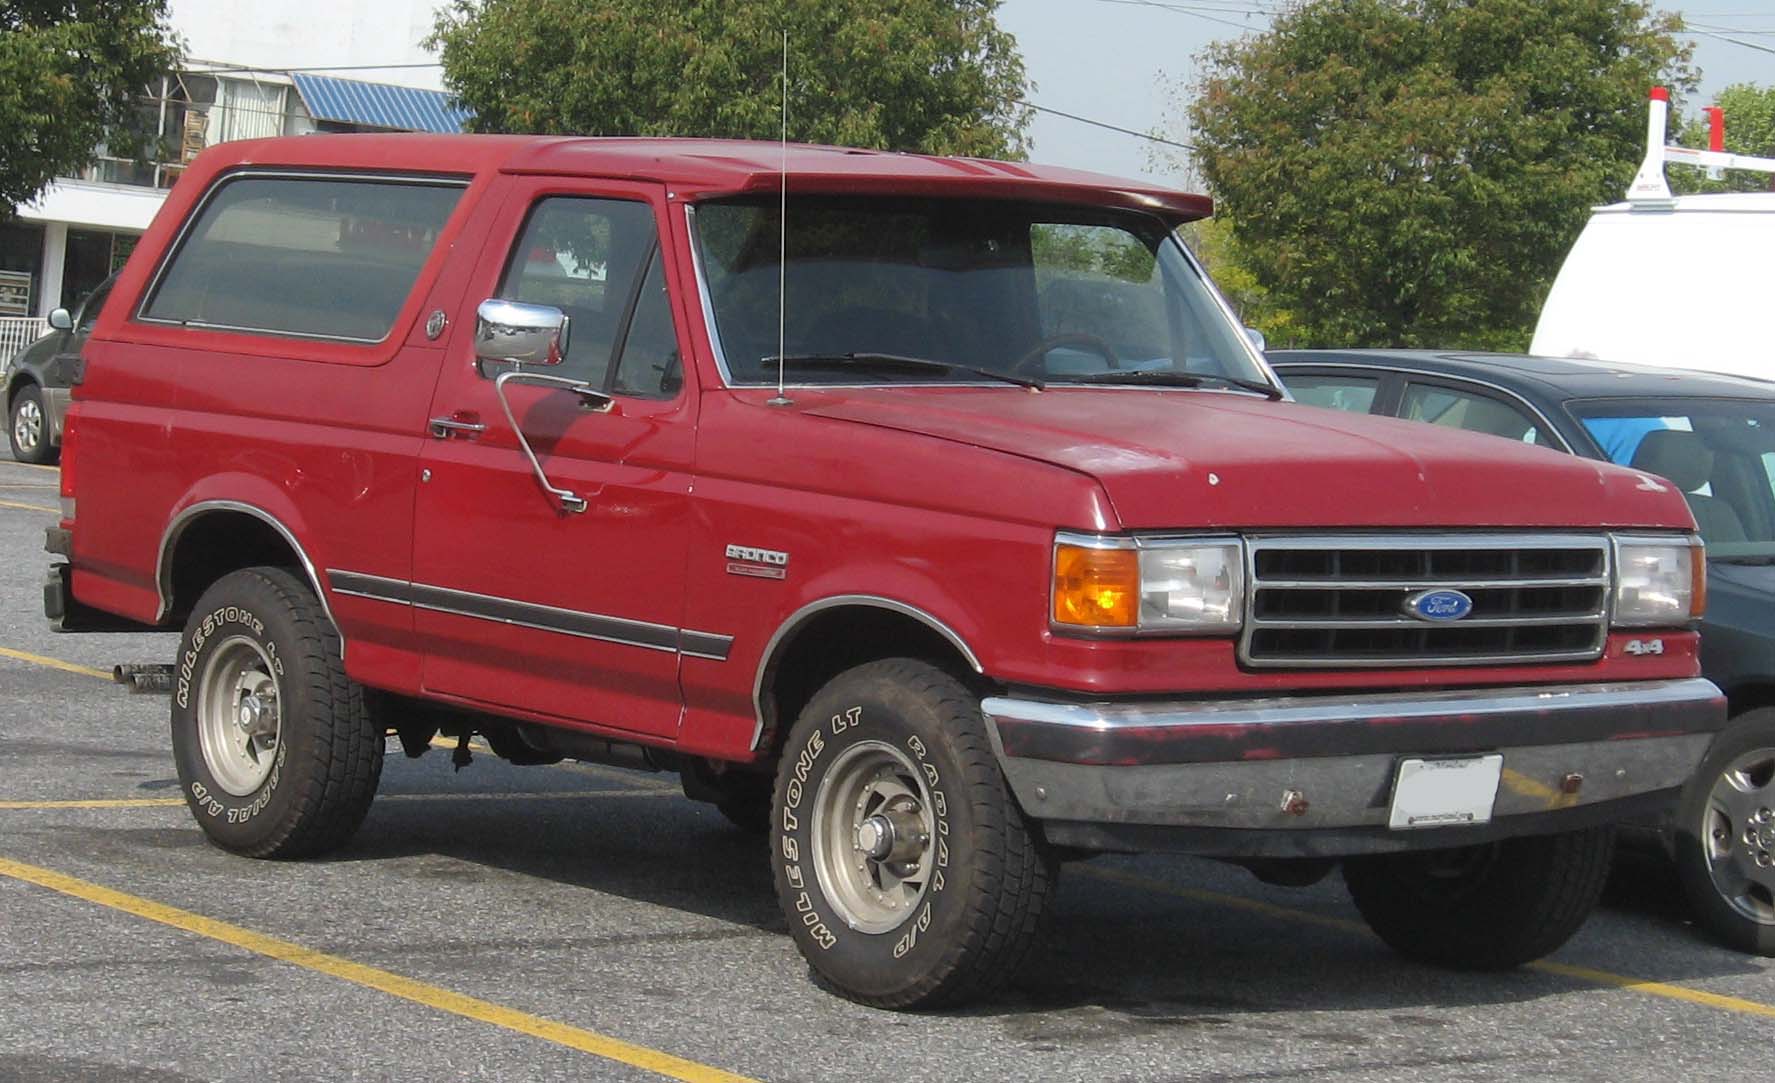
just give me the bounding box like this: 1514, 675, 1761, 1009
4, 273, 116, 465
1274, 348, 1775, 956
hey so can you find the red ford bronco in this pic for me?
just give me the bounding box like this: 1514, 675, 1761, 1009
47, 134, 1723, 1008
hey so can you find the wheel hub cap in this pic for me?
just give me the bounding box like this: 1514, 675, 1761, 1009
14, 399, 42, 449
1702, 749, 1775, 925
810, 741, 938, 934
195, 636, 283, 797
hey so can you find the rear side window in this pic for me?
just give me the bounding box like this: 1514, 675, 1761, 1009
141, 174, 464, 343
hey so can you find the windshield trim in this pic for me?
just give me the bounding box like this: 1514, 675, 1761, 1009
684, 200, 1285, 397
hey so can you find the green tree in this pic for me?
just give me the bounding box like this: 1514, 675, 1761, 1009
1673, 83, 1775, 194
429, 0, 1030, 158
1183, 0, 1692, 350
0, 1, 181, 214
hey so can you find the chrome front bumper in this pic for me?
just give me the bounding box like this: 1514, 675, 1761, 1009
981, 678, 1723, 855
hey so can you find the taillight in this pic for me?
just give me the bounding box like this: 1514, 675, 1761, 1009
58, 404, 77, 522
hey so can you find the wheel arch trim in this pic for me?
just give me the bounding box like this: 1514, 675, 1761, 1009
750, 594, 985, 751
154, 500, 339, 637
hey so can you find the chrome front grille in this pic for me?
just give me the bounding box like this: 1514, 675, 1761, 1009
1240, 534, 1611, 668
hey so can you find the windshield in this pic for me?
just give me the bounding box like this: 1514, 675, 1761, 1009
1572, 397, 1775, 560
691, 196, 1270, 390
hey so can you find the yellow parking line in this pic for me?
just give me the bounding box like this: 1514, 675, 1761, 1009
0, 856, 760, 1083
0, 497, 56, 513
0, 646, 111, 680
1085, 865, 1775, 1020
0, 461, 58, 473
0, 482, 56, 489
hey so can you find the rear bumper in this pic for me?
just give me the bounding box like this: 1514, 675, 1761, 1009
981, 678, 1723, 856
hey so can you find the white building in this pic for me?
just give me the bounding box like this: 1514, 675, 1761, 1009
0, 0, 457, 336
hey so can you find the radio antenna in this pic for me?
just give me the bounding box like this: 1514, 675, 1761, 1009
768, 28, 792, 407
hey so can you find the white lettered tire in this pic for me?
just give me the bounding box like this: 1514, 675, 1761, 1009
771, 659, 1055, 1008
171, 566, 382, 857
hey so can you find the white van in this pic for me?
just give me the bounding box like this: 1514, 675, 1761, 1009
1530, 89, 1774, 381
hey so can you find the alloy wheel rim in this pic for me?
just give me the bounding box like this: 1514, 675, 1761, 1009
196, 635, 283, 796
1701, 747, 1775, 925
13, 399, 42, 451
811, 740, 937, 934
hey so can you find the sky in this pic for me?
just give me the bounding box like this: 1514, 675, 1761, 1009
996, 0, 1773, 187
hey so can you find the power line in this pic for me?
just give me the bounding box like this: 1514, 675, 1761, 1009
1019, 101, 1196, 151
1681, 26, 1775, 55
1095, 0, 1273, 33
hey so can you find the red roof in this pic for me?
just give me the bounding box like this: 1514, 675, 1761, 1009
195, 134, 1213, 223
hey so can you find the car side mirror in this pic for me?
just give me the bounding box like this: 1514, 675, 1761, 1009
1244, 326, 1267, 354
48, 308, 73, 332
474, 299, 570, 367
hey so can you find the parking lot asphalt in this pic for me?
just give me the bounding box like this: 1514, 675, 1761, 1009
3, 454, 1775, 1082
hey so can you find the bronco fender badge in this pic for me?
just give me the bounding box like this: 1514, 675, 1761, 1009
726, 544, 789, 580
1402, 588, 1473, 622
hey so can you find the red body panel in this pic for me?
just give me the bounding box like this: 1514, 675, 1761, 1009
66, 133, 1704, 768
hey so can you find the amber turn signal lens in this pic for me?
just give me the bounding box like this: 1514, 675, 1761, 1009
1053, 544, 1139, 628
1691, 538, 1708, 619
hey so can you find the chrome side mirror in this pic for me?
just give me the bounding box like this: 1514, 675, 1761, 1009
1244, 326, 1267, 354
48, 308, 73, 332
475, 299, 570, 366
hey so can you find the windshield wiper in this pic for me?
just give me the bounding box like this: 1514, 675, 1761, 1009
1057, 369, 1284, 400
763, 353, 1044, 391
1711, 554, 1775, 566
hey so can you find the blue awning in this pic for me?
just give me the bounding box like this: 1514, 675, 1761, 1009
291, 73, 471, 134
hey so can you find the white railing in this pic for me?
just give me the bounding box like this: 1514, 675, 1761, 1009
0, 317, 51, 360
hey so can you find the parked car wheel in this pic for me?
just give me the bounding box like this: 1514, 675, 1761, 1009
1675, 709, 1775, 955
770, 658, 1055, 1009
8, 383, 56, 465
171, 566, 383, 858
1344, 826, 1614, 969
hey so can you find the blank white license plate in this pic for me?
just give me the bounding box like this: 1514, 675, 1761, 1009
1388, 754, 1504, 830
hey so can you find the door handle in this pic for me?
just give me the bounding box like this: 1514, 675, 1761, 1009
429, 414, 486, 439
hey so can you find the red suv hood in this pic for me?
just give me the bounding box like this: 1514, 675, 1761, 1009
794, 387, 1695, 531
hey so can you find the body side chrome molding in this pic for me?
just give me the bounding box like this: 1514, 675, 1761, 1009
750, 594, 985, 750
155, 500, 339, 634
328, 569, 734, 661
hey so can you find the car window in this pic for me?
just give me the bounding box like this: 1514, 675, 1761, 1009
1279, 373, 1380, 413
142, 175, 464, 342
495, 197, 657, 386
75, 277, 116, 335
1400, 382, 1551, 446
1573, 400, 1775, 554
609, 252, 682, 399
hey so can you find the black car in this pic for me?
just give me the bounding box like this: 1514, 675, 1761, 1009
4, 273, 116, 464
1272, 348, 1775, 954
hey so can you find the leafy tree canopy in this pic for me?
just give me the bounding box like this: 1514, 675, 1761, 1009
0, 0, 180, 213
429, 0, 1030, 159
1184, 0, 1692, 350
1674, 82, 1775, 195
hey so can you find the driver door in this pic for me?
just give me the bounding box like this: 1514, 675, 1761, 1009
410, 178, 701, 740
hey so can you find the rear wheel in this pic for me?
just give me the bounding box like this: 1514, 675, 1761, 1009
171, 566, 382, 858
1675, 709, 1775, 955
1344, 827, 1614, 969
770, 659, 1055, 1009
9, 383, 56, 465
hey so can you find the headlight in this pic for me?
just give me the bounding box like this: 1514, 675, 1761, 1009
1612, 535, 1706, 627
1053, 534, 1243, 634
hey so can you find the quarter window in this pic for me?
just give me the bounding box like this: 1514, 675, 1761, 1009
1282, 373, 1381, 414
142, 175, 464, 342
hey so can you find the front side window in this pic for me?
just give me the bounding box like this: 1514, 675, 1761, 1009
142, 175, 464, 342
494, 197, 658, 386
1573, 398, 1775, 556
1400, 382, 1552, 447
692, 196, 1268, 390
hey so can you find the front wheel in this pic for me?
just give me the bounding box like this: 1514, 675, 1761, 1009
1675, 709, 1775, 955
1344, 826, 1615, 969
770, 659, 1056, 1009
171, 566, 383, 858
9, 383, 56, 465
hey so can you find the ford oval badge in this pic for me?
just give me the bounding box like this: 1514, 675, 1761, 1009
1404, 588, 1474, 622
